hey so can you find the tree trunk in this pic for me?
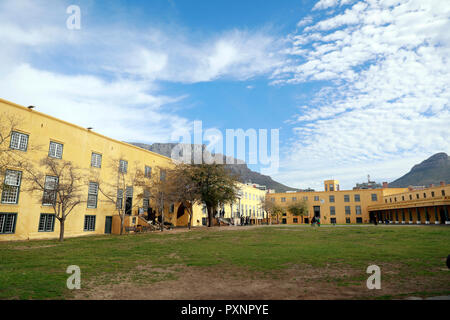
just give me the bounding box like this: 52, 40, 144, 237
120, 214, 124, 235
187, 206, 192, 230
59, 219, 65, 242
161, 210, 164, 231
207, 205, 214, 227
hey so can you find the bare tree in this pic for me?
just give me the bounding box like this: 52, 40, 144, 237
0, 112, 41, 191
137, 166, 178, 231
24, 158, 86, 242
94, 157, 143, 235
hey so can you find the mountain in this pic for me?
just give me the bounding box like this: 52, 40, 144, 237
389, 152, 450, 187
129, 142, 298, 193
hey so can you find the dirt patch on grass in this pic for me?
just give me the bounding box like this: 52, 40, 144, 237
72, 262, 450, 300
12, 244, 58, 250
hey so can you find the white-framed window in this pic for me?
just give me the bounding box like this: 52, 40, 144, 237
1, 170, 22, 204
84, 215, 96, 231
48, 141, 63, 159
91, 152, 102, 168
116, 189, 123, 209
10, 131, 29, 151
42, 176, 58, 206
354, 194, 361, 202
38, 214, 55, 232
371, 194, 378, 201
330, 206, 336, 215
119, 160, 128, 173
145, 166, 152, 178
0, 213, 17, 234
356, 205, 362, 215
87, 182, 98, 209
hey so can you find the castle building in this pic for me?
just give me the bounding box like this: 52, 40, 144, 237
367, 182, 450, 224
267, 180, 408, 224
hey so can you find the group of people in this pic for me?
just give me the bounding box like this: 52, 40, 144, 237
311, 216, 321, 227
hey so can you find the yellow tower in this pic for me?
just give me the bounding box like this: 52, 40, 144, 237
324, 180, 339, 192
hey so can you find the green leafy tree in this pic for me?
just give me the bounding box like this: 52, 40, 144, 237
288, 199, 309, 223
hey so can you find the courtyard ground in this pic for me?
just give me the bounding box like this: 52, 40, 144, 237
0, 224, 449, 300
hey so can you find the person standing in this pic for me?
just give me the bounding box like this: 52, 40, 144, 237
317, 217, 321, 227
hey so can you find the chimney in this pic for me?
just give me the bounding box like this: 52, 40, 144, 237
382, 182, 388, 188
440, 181, 445, 186
429, 184, 434, 188
408, 186, 413, 191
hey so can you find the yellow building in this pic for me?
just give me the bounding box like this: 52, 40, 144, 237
267, 180, 407, 225
191, 182, 267, 226
0, 98, 193, 241
368, 183, 450, 224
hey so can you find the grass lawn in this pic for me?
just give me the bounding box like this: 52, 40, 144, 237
0, 225, 449, 300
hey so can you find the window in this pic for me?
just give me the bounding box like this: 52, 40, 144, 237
409, 195, 412, 200
303, 196, 308, 201
416, 194, 420, 199
330, 218, 336, 224
354, 194, 360, 202
87, 182, 98, 209
292, 197, 297, 201
91, 153, 102, 168
281, 197, 286, 202
38, 214, 55, 232
145, 166, 152, 178
314, 196, 319, 201
0, 213, 17, 234
84, 215, 96, 231
330, 206, 335, 215
344, 195, 350, 202
329, 195, 335, 203
431, 191, 435, 197
355, 205, 362, 215
143, 189, 150, 210
394, 197, 397, 202
170, 204, 175, 213
119, 160, 128, 173
325, 185, 328, 191
42, 176, 58, 206
160, 169, 166, 181
1, 170, 22, 204
423, 193, 426, 198
346, 217, 351, 224
442, 190, 445, 196
356, 217, 363, 224
385, 199, 387, 203
293, 218, 298, 223
48, 141, 63, 159
329, 184, 334, 191
402, 196, 405, 201
345, 206, 351, 215
371, 194, 377, 201
10, 131, 28, 151
271, 198, 275, 202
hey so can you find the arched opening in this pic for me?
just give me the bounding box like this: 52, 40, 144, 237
176, 203, 189, 227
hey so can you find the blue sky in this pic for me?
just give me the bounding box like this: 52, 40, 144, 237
1, 0, 449, 190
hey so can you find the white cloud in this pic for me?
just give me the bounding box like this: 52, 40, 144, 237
272, 0, 450, 189
0, 0, 282, 144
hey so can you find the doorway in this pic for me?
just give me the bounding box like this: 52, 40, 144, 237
104, 216, 112, 234
313, 206, 321, 218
